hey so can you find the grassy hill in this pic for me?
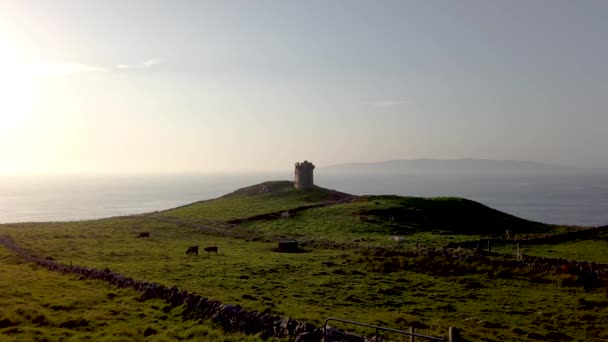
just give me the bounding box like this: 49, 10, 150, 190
154, 181, 352, 223
240, 194, 569, 246
147, 181, 579, 248
353, 195, 553, 236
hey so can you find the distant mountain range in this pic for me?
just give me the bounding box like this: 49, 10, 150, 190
322, 158, 586, 174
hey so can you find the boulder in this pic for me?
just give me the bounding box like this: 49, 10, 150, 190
278, 241, 299, 253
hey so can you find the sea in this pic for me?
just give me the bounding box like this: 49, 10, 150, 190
1, 171, 607, 227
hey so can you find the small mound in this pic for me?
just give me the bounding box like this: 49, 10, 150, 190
221, 181, 295, 198
221, 181, 353, 202
158, 181, 354, 222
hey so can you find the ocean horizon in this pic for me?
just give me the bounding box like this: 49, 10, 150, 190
1, 171, 607, 227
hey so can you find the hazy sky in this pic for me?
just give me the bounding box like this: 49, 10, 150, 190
1, 0, 607, 173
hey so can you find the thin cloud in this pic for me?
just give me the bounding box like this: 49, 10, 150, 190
141, 58, 161, 68
5, 58, 162, 78
115, 58, 162, 70
363, 99, 410, 108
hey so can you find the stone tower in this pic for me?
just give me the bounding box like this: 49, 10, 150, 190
294, 160, 315, 189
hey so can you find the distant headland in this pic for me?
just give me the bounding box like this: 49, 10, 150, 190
323, 158, 589, 174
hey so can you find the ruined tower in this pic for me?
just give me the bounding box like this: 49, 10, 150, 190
294, 160, 315, 189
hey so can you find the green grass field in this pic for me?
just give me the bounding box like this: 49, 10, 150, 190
2, 218, 607, 341
0, 245, 275, 342
1, 181, 607, 341
494, 239, 608, 263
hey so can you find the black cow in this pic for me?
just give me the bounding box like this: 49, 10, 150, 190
204, 246, 218, 253
138, 232, 150, 238
186, 246, 199, 256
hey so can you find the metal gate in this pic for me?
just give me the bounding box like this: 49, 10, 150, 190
324, 317, 460, 342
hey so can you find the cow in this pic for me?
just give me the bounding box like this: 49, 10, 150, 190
186, 246, 199, 256
137, 232, 150, 238
204, 246, 218, 254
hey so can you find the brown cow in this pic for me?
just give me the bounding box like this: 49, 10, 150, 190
204, 246, 218, 253
137, 232, 150, 238
186, 246, 199, 256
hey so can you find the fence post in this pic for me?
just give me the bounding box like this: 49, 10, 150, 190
409, 326, 415, 342
449, 327, 460, 342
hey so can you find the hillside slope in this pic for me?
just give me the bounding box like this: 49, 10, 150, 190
242, 195, 566, 244
356, 195, 550, 235
154, 181, 352, 222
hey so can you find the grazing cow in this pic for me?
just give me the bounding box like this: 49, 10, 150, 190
280, 211, 290, 218
186, 246, 199, 256
559, 264, 575, 274
138, 232, 150, 238
204, 246, 218, 253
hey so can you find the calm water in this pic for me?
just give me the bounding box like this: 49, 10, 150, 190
1, 171, 607, 226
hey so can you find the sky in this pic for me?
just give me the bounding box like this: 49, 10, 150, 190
0, 0, 607, 174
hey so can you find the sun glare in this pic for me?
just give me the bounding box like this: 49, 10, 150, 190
0, 33, 38, 137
